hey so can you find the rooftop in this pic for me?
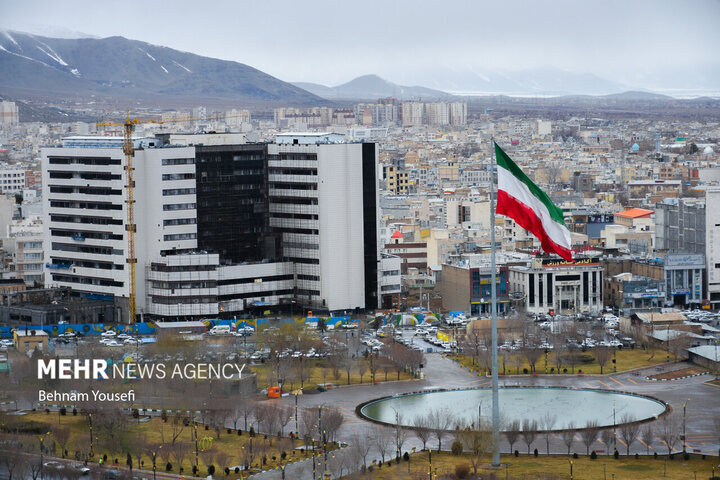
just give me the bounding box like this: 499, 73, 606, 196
616, 208, 654, 219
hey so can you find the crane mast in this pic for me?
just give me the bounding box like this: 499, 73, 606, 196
122, 116, 138, 323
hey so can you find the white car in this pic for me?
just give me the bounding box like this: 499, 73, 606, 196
101, 330, 117, 337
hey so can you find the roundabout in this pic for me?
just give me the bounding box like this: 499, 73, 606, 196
358, 386, 667, 431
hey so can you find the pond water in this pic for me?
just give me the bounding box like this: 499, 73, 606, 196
359, 387, 666, 430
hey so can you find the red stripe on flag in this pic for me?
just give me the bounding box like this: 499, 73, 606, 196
497, 190, 573, 261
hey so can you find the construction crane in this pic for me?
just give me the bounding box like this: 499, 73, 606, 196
96, 113, 160, 323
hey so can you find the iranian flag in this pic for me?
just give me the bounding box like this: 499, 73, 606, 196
495, 142, 573, 261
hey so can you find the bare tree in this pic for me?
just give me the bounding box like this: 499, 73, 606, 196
429, 408, 452, 451
394, 413, 409, 458
210, 408, 231, 439
277, 405, 293, 437
199, 448, 217, 473
521, 419, 539, 454
26, 454, 42, 480
215, 451, 230, 475
455, 421, 494, 476
594, 346, 612, 374
168, 443, 190, 473
600, 429, 615, 455
129, 431, 148, 474
53, 426, 71, 458
299, 407, 318, 445
321, 406, 344, 443
561, 422, 576, 455
348, 429, 373, 470
619, 414, 640, 455
659, 416, 680, 455
357, 361, 368, 384
640, 423, 655, 455
413, 413, 433, 450
372, 426, 393, 464
238, 399, 256, 431
541, 412, 557, 454
505, 420, 521, 454
523, 347, 543, 373
169, 413, 188, 445
580, 420, 600, 455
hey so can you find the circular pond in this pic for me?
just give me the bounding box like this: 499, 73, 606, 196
359, 387, 666, 431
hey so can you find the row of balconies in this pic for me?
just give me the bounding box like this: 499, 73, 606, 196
268, 174, 318, 185
269, 203, 319, 215
217, 280, 295, 296
268, 159, 318, 169
268, 188, 318, 198
269, 217, 319, 230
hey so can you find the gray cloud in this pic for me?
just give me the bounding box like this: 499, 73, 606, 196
1, 0, 718, 89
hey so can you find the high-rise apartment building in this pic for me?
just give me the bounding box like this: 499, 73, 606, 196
0, 101, 19, 126
654, 198, 705, 254
42, 133, 381, 321
425, 102, 450, 126
401, 102, 424, 126
706, 188, 720, 308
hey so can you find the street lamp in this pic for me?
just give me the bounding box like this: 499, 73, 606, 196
613, 399, 617, 454
682, 399, 690, 454
88, 413, 94, 459
390, 406, 400, 460
38, 431, 51, 480
152, 445, 162, 480
294, 393, 299, 438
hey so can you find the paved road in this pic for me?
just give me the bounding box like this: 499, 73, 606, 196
250, 339, 720, 479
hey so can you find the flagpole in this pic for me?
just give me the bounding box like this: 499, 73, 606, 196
490, 138, 500, 467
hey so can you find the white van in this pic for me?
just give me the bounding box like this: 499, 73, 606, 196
209, 325, 232, 335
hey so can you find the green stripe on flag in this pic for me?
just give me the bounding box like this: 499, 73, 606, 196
495, 142, 566, 226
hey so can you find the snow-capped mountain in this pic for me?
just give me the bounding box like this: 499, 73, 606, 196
0, 31, 322, 104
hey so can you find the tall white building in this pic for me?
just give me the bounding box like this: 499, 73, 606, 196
269, 133, 379, 311
401, 102, 424, 127
425, 102, 450, 126
0, 101, 19, 126
42, 136, 197, 322
449, 102, 467, 126
707, 187, 720, 308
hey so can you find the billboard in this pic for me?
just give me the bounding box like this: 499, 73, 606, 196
665, 254, 705, 268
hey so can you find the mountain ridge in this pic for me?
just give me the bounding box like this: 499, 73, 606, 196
0, 31, 324, 106
293, 74, 452, 100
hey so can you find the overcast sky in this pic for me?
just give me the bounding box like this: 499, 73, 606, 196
2, 0, 719, 89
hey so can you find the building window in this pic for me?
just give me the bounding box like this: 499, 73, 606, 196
162, 173, 195, 181
162, 188, 196, 196
162, 203, 196, 211
163, 233, 197, 241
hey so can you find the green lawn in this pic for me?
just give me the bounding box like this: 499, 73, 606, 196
251, 358, 414, 390
452, 347, 677, 376
342, 451, 719, 480
14, 411, 327, 477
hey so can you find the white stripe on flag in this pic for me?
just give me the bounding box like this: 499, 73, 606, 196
498, 166, 571, 249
